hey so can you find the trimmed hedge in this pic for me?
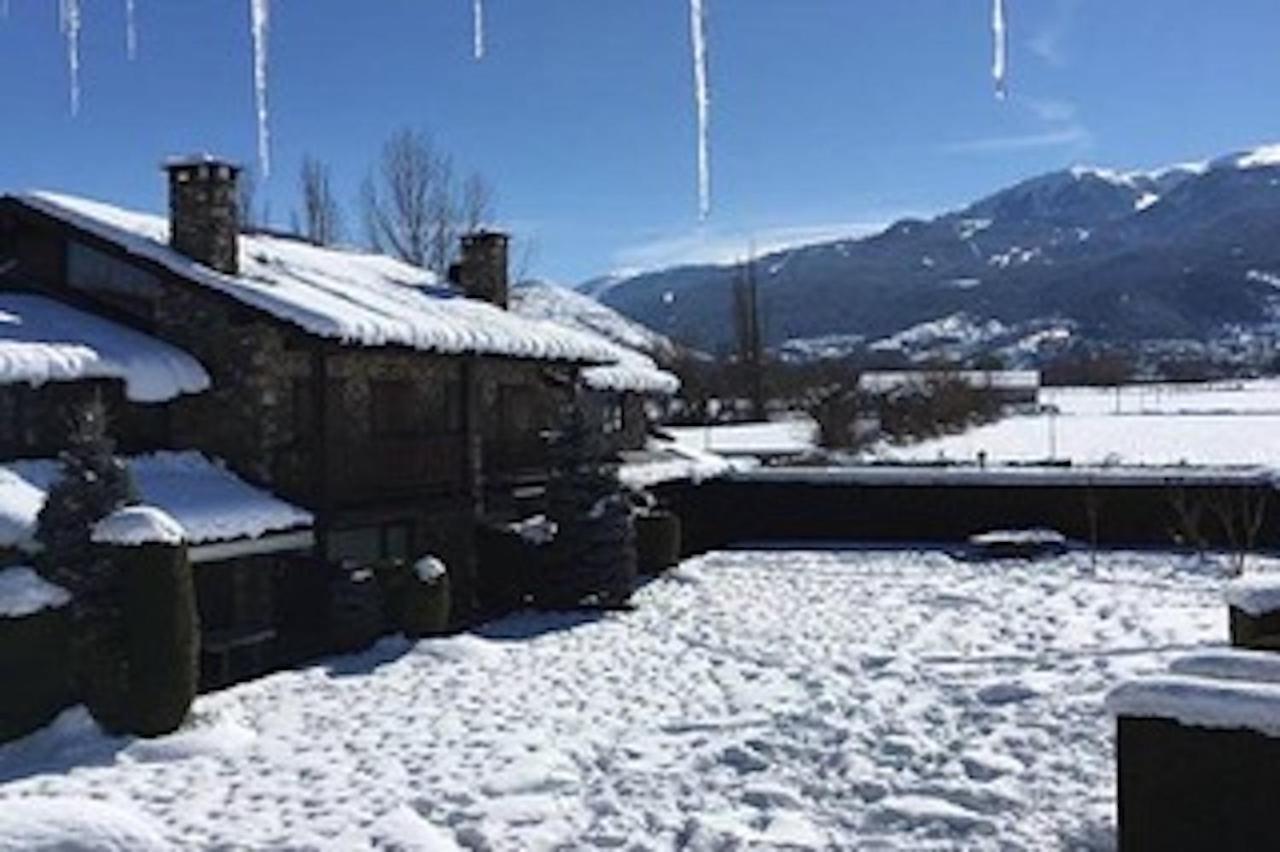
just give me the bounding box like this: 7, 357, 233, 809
81, 543, 201, 738
376, 563, 451, 639
328, 568, 385, 653
635, 510, 682, 575
0, 604, 73, 743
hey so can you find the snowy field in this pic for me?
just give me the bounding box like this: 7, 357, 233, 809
0, 548, 1237, 850
667, 419, 817, 458
870, 379, 1280, 466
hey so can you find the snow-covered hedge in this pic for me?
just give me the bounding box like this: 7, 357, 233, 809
0, 570, 73, 743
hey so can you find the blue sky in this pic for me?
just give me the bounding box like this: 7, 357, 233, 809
1, 1, 1279, 282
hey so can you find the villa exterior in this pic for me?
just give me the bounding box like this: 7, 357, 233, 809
0, 156, 678, 684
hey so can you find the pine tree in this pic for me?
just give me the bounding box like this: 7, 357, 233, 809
34, 396, 137, 722
36, 396, 137, 607
540, 391, 637, 609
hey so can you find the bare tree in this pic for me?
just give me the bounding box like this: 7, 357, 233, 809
461, 172, 495, 232
1206, 487, 1270, 576
238, 167, 259, 232
361, 128, 496, 274
298, 156, 343, 246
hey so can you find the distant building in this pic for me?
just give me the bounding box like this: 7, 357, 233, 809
858, 370, 1040, 406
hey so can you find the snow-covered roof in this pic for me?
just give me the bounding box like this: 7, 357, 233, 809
14, 193, 621, 366
0, 566, 69, 619
0, 451, 312, 550
510, 281, 680, 396
0, 292, 210, 403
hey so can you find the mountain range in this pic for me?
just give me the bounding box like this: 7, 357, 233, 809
580, 144, 1280, 364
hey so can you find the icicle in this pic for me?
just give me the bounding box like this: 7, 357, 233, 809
250, 0, 271, 177
473, 0, 485, 60
689, 0, 711, 220
992, 0, 1008, 100
126, 0, 138, 60
59, 0, 82, 116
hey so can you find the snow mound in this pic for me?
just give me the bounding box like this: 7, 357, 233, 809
91, 505, 185, 547
0, 567, 69, 619
1169, 649, 1280, 686
0, 796, 169, 851
0, 293, 210, 403
414, 555, 448, 584
370, 805, 463, 852
1224, 573, 1280, 616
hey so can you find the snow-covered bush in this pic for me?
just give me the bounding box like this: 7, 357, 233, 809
635, 509, 682, 575
376, 557, 451, 638
329, 567, 386, 653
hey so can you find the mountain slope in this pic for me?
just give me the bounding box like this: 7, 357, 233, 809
585, 147, 1280, 359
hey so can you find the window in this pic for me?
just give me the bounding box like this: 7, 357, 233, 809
370, 380, 417, 437
326, 521, 414, 567
66, 240, 163, 323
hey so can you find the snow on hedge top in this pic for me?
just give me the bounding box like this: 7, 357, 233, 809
1170, 649, 1280, 686
0, 566, 70, 618
16, 193, 619, 365
0, 451, 312, 550
0, 292, 209, 403
1224, 573, 1280, 616
91, 505, 185, 547
510, 281, 680, 396
1107, 674, 1280, 737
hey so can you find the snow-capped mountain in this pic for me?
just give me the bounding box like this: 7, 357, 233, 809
584, 144, 1280, 361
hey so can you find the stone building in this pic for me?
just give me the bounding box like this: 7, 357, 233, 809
0, 156, 678, 682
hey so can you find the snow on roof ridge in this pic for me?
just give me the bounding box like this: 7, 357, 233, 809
13, 192, 621, 367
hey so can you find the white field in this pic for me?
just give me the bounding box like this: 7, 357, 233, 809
0, 548, 1237, 851
870, 379, 1280, 466
667, 418, 818, 457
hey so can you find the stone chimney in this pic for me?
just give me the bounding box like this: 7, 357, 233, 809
450, 230, 510, 308
164, 155, 241, 276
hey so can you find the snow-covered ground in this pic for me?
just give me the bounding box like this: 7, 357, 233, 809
667, 418, 818, 458
869, 380, 1280, 466
0, 547, 1236, 850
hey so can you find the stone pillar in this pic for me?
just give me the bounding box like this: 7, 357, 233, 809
164, 155, 242, 275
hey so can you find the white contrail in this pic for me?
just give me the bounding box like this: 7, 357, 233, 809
473, 0, 485, 60
126, 0, 138, 60
993, 0, 1008, 100
250, 0, 271, 177
690, 0, 711, 220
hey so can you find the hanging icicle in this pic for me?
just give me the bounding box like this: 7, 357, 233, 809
992, 0, 1008, 100
473, 0, 485, 61
250, 0, 271, 177
126, 0, 138, 61
59, 0, 82, 116
689, 0, 711, 220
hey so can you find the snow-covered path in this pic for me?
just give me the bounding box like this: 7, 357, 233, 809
0, 549, 1233, 850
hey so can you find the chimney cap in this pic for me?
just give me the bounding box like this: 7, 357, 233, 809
461, 229, 510, 244
162, 153, 243, 174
